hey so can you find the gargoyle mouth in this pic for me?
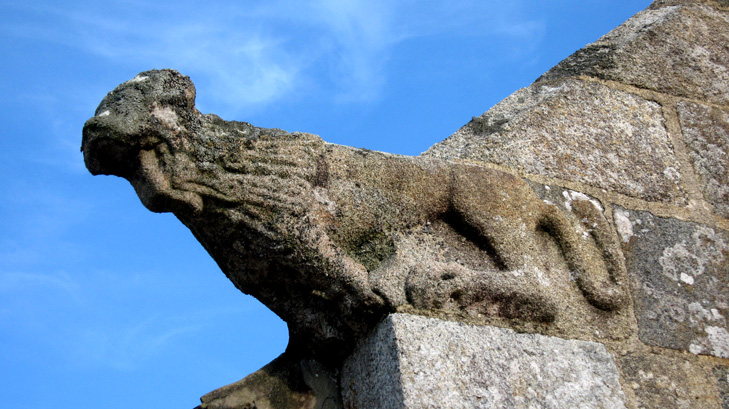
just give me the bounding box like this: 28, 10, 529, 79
132, 149, 204, 216
82, 115, 203, 216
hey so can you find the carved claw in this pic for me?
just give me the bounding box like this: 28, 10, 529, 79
405, 262, 557, 323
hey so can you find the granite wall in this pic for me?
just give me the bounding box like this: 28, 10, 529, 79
417, 0, 729, 407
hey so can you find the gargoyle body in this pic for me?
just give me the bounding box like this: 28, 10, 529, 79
82, 69, 627, 369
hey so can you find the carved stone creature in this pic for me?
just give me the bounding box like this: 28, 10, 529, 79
82, 69, 626, 378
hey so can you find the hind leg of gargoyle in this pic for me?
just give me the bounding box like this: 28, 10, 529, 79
539, 200, 627, 311
449, 167, 546, 271
476, 216, 543, 272
448, 203, 558, 311
448, 167, 558, 309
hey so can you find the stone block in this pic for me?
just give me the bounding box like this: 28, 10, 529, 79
424, 79, 687, 204
677, 101, 729, 219
538, 4, 729, 105
618, 352, 721, 408
617, 208, 729, 357
341, 313, 626, 409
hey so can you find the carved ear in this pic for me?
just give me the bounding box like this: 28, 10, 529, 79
146, 69, 197, 112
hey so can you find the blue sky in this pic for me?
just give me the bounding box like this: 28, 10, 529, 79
1, 1, 651, 407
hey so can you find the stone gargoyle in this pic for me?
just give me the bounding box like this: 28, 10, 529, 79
82, 69, 628, 407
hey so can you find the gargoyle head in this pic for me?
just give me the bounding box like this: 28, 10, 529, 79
82, 69, 204, 215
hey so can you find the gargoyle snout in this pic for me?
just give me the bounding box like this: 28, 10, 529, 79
82, 113, 204, 217
82, 69, 197, 178
82, 115, 144, 178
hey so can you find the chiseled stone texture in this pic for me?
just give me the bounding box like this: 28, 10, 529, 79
538, 2, 729, 105
618, 208, 729, 358
714, 366, 729, 409
424, 79, 687, 204
340, 315, 405, 409
618, 352, 721, 408
677, 101, 729, 218
341, 314, 626, 409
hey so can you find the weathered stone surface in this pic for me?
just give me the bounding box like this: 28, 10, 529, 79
538, 3, 729, 105
677, 102, 729, 219
618, 352, 721, 409
652, 0, 729, 6
197, 353, 318, 409
715, 366, 729, 409
424, 78, 686, 204
342, 313, 626, 409
82, 70, 630, 369
617, 207, 729, 358
340, 316, 403, 409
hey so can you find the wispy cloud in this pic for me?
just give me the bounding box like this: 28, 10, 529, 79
0, 271, 80, 297
75, 314, 201, 371
299, 0, 398, 102
3, 0, 544, 111
0, 262, 256, 371
1, 185, 90, 239
67, 297, 260, 371
12, 90, 93, 173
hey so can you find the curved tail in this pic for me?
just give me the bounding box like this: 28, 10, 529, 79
541, 199, 628, 311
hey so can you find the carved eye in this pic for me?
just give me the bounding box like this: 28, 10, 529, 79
441, 272, 456, 280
